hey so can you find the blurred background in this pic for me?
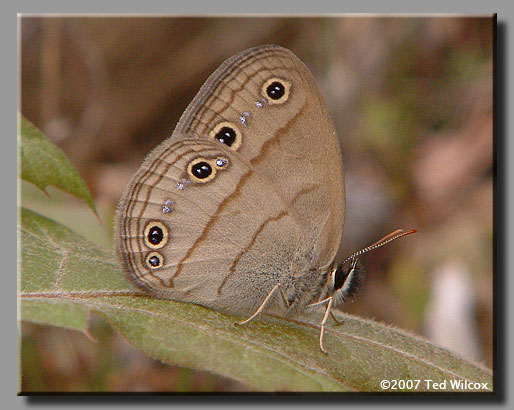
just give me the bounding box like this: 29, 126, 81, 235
19, 16, 494, 392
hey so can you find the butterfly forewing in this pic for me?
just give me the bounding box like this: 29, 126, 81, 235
174, 45, 345, 269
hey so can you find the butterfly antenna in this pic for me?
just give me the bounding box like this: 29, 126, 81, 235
340, 229, 417, 266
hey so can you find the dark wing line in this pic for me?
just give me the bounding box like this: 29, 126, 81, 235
170, 169, 254, 282
216, 210, 289, 296
171, 106, 320, 286
119, 140, 212, 284
174, 45, 294, 135
216, 181, 320, 297
183, 65, 270, 139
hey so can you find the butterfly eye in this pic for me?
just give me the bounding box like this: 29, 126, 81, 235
262, 77, 291, 105
143, 221, 169, 249
145, 251, 164, 269
331, 259, 363, 301
333, 265, 346, 291
209, 122, 242, 150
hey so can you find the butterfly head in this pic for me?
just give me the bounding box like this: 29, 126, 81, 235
317, 228, 417, 307
327, 257, 364, 305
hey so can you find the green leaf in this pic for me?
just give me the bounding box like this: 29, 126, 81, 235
18, 114, 97, 215
18, 208, 493, 392
18, 207, 136, 335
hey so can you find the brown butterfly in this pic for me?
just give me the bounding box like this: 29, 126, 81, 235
115, 45, 415, 353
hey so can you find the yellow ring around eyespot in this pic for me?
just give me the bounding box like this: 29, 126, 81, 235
143, 221, 169, 250
187, 158, 217, 183
145, 251, 164, 269
186, 156, 229, 184
261, 77, 291, 105
209, 121, 242, 151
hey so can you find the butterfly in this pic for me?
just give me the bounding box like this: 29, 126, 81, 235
115, 45, 415, 353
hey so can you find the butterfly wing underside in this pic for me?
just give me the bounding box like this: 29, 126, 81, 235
115, 45, 345, 314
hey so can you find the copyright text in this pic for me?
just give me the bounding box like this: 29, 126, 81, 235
379, 379, 490, 391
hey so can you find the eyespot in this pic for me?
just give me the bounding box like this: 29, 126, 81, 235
261, 78, 291, 105
215, 127, 236, 146
145, 251, 164, 269
209, 122, 242, 150
192, 161, 212, 179
144, 221, 169, 249
187, 156, 229, 183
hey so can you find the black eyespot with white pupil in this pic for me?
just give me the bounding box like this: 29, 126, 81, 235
266, 81, 285, 100
191, 161, 212, 179
214, 126, 236, 147
261, 78, 290, 105
148, 225, 163, 246
148, 255, 160, 267
143, 221, 168, 250
145, 251, 164, 269
209, 122, 242, 151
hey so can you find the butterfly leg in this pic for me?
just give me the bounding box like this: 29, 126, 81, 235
236, 283, 288, 326
319, 297, 334, 354
330, 311, 345, 325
